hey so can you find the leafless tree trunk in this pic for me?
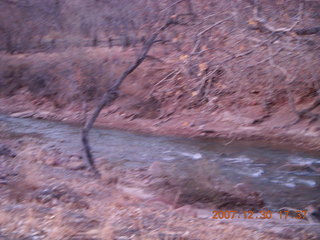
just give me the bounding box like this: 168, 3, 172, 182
81, 18, 180, 175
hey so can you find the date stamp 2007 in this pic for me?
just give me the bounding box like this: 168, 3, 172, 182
212, 210, 308, 220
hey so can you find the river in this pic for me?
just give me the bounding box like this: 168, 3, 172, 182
0, 114, 319, 210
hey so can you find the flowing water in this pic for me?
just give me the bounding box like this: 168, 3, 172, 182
0, 114, 319, 210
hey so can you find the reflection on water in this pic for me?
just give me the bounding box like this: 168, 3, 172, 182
0, 114, 319, 209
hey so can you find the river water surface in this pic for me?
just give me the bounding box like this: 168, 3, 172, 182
0, 114, 319, 210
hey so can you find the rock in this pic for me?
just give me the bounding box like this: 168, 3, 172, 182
0, 179, 8, 185
96, 157, 114, 171
310, 206, 320, 222
62, 212, 99, 232
218, 153, 227, 157
158, 232, 190, 240
16, 145, 47, 164
45, 156, 59, 166
32, 206, 53, 219
195, 209, 213, 219
104, 175, 119, 185
66, 161, 86, 170
174, 205, 197, 217
66, 155, 86, 170
278, 163, 314, 171
5, 179, 38, 203
69, 155, 82, 162
312, 167, 320, 173
32, 184, 89, 209
114, 228, 140, 239
115, 237, 131, 240
10, 111, 35, 118
67, 235, 100, 240
148, 161, 167, 178
0, 144, 16, 158
33, 111, 54, 120
233, 183, 252, 195
33, 184, 68, 204
215, 190, 264, 210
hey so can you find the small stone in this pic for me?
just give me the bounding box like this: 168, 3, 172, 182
10, 111, 35, 118
62, 212, 99, 232
104, 175, 119, 185
33, 184, 89, 209
70, 155, 82, 162
233, 183, 252, 195
313, 167, 320, 173
66, 156, 86, 170
66, 160, 86, 170
148, 161, 167, 177
116, 237, 130, 240
45, 157, 58, 166
174, 205, 197, 217
278, 163, 313, 171
96, 157, 114, 170
0, 144, 16, 157
189, 122, 196, 127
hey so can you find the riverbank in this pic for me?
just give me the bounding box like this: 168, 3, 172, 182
1, 129, 319, 240
1, 89, 320, 153
1, 45, 320, 153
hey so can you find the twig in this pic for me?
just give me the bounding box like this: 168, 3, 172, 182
191, 15, 233, 54
252, 1, 304, 34
160, 0, 185, 13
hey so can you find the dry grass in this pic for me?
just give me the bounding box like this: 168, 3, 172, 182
0, 126, 319, 240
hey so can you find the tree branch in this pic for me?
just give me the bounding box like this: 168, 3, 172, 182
251, 1, 304, 34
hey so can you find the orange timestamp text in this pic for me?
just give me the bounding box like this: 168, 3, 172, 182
212, 210, 308, 220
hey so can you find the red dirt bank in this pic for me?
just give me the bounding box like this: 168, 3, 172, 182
1, 87, 319, 153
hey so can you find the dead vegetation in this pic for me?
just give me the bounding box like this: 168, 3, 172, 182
1, 136, 319, 240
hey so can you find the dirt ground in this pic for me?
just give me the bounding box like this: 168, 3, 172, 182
1, 132, 319, 240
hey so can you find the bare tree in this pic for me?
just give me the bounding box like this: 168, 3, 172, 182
81, 12, 188, 175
